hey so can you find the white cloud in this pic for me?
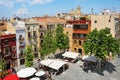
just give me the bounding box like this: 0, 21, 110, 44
0, 0, 14, 8
30, 0, 53, 4
0, 0, 54, 8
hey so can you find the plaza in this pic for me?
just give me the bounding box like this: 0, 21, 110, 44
52, 57, 120, 80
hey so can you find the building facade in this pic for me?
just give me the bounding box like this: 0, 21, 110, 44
25, 19, 40, 59
91, 14, 119, 37
6, 20, 26, 69
115, 19, 120, 41
0, 34, 17, 69
14, 21, 26, 69
34, 17, 66, 52
66, 20, 91, 55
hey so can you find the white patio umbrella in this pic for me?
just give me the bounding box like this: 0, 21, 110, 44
17, 67, 37, 78
30, 77, 40, 80
35, 71, 46, 77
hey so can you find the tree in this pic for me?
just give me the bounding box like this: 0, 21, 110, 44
84, 28, 120, 72
0, 59, 6, 71
55, 24, 69, 52
40, 31, 57, 58
25, 46, 34, 67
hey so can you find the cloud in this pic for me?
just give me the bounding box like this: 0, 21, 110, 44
0, 0, 14, 8
31, 0, 53, 4
0, 0, 54, 8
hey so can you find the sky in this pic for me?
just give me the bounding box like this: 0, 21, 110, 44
0, 0, 120, 19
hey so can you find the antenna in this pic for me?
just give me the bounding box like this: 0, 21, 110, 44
91, 8, 94, 14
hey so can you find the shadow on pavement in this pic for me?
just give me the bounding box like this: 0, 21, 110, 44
82, 60, 116, 76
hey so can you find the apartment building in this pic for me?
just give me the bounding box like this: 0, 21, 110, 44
91, 15, 118, 37
65, 20, 91, 55
0, 34, 17, 69
25, 19, 40, 59
6, 20, 26, 69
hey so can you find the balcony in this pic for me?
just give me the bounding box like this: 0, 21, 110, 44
39, 28, 46, 32
19, 53, 25, 58
73, 29, 88, 34
40, 35, 44, 39
73, 34, 86, 40
19, 38, 24, 42
33, 34, 37, 38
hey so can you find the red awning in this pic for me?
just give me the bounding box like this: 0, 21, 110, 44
3, 74, 19, 80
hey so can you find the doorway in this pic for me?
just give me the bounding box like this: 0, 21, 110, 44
6, 62, 11, 70
78, 48, 82, 54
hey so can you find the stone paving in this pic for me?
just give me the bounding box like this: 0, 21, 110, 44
52, 57, 120, 80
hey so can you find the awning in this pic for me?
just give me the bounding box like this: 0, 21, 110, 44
3, 74, 19, 80
82, 55, 97, 62
29, 77, 40, 80
39, 59, 53, 66
17, 67, 36, 78
48, 59, 67, 70
62, 51, 80, 59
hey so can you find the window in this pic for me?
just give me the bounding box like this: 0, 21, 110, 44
34, 47, 37, 52
94, 20, 97, 23
19, 35, 22, 39
74, 48, 77, 51
12, 46, 16, 52
79, 40, 82, 45
74, 40, 77, 44
20, 59, 25, 65
4, 47, 10, 56
13, 61, 17, 67
34, 53, 38, 58
66, 32, 69, 34
12, 38, 16, 41
33, 31, 36, 37
12, 54, 16, 58
27, 26, 30, 31
20, 50, 24, 56
28, 32, 31, 37
39, 25, 42, 28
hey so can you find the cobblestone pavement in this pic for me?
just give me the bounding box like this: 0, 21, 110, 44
52, 57, 120, 80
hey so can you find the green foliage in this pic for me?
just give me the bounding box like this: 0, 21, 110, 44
25, 46, 34, 67
40, 31, 57, 58
55, 24, 69, 51
84, 27, 120, 60
0, 59, 6, 71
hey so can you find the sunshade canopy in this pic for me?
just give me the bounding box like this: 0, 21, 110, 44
40, 59, 67, 71
48, 59, 67, 70
3, 74, 19, 80
35, 71, 46, 77
62, 51, 80, 59
30, 77, 40, 80
17, 67, 36, 78
39, 59, 53, 66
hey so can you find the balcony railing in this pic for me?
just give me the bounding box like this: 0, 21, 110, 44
19, 53, 25, 58
19, 38, 24, 42
39, 28, 46, 32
